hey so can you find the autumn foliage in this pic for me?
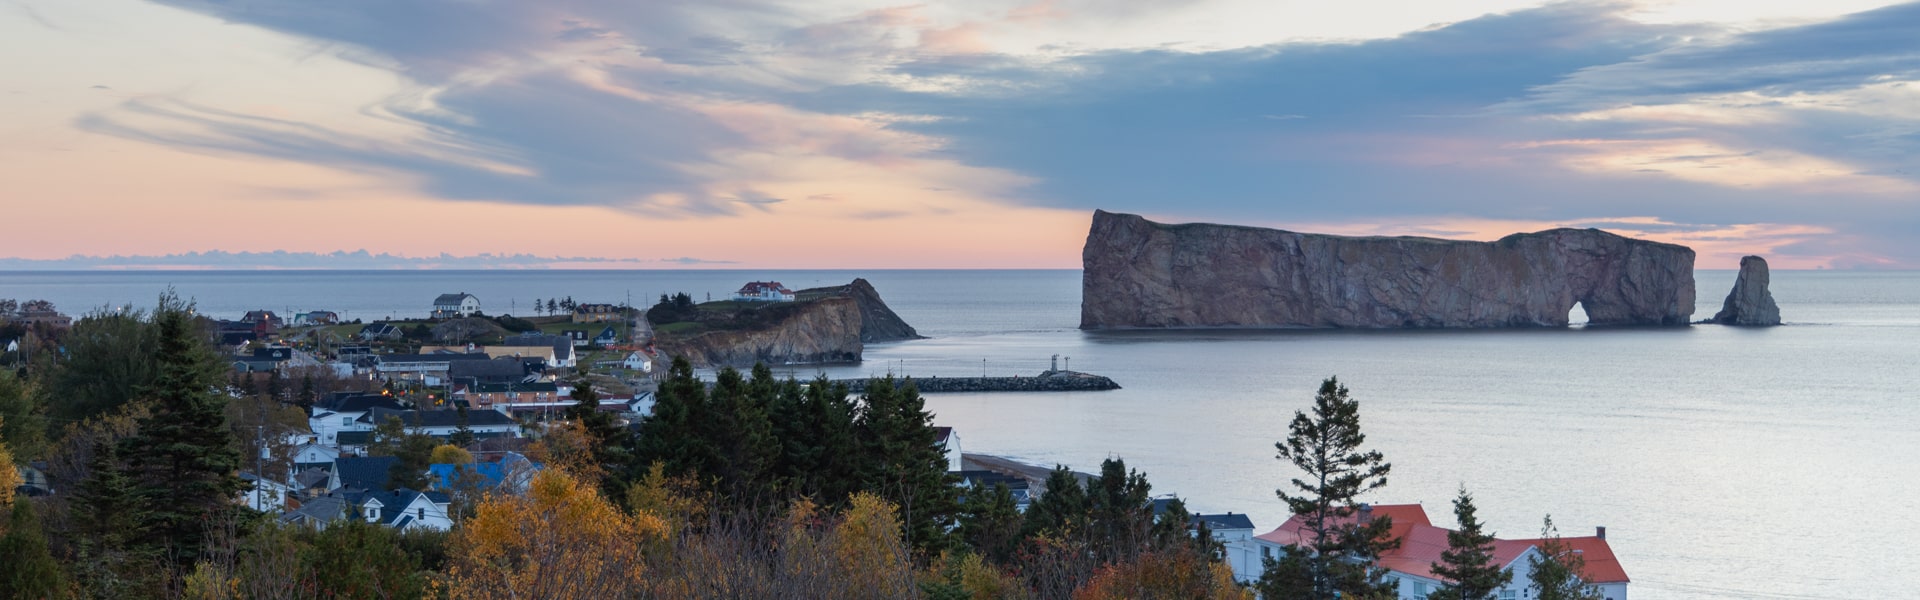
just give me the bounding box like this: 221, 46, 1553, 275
445, 467, 668, 599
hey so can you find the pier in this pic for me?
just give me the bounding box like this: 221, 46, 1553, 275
836, 370, 1120, 393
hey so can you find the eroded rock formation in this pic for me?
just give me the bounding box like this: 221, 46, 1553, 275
1081, 210, 1697, 329
1709, 255, 1781, 326
656, 279, 922, 367
796, 278, 925, 342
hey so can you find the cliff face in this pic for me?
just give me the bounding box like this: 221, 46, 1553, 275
1081, 211, 1697, 329
659, 296, 865, 367
1710, 256, 1781, 326
796, 278, 924, 342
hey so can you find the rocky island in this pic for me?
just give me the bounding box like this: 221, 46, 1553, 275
1708, 255, 1782, 326
1081, 210, 1697, 329
651, 278, 921, 367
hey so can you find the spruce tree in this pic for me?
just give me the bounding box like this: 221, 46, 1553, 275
1430, 487, 1511, 600
855, 376, 957, 555
634, 356, 719, 480
703, 365, 777, 504
119, 292, 245, 563
0, 498, 69, 599
1261, 376, 1397, 600
1086, 457, 1154, 562
1022, 465, 1089, 538
448, 404, 476, 447
1528, 515, 1602, 600
958, 482, 1023, 564
772, 376, 860, 503
70, 440, 153, 598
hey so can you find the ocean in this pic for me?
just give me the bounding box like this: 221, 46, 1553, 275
2, 268, 1915, 598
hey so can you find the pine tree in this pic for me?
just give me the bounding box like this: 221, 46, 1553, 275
297, 374, 316, 411
1430, 487, 1511, 600
0, 498, 69, 599
1261, 376, 1398, 600
1086, 457, 1154, 562
1528, 515, 1603, 600
772, 376, 860, 503
448, 404, 476, 447
855, 377, 957, 556
119, 292, 245, 564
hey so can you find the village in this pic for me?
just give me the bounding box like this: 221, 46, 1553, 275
2, 285, 1629, 599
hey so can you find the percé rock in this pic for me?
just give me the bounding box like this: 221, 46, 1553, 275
1081, 210, 1697, 329
658, 296, 865, 367
795, 278, 925, 342
1710, 255, 1781, 326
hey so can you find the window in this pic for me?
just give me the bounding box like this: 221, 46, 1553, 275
1261, 546, 1272, 559
1501, 591, 1517, 600
418, 508, 426, 519
342, 417, 352, 426
1412, 582, 1427, 596
366, 507, 380, 522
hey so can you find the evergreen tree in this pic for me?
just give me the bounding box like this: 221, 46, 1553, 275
43, 306, 158, 422
0, 499, 69, 599
69, 440, 155, 598
635, 357, 720, 480
958, 482, 1024, 564
1086, 457, 1155, 562
703, 365, 777, 503
119, 292, 245, 564
1022, 465, 1090, 538
772, 376, 860, 502
1261, 376, 1398, 600
0, 369, 47, 461
266, 373, 284, 403
448, 404, 476, 447
370, 416, 435, 490
1430, 487, 1511, 600
297, 374, 317, 411
547, 299, 558, 315
1528, 515, 1603, 600
855, 377, 957, 555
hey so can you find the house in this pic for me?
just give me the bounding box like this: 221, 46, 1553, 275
358, 322, 402, 341
593, 326, 619, 347
625, 391, 656, 416
15, 462, 53, 496
294, 311, 340, 326
233, 346, 294, 373
330, 455, 401, 491
480, 345, 569, 368
240, 471, 294, 512
1192, 513, 1259, 579
464, 381, 565, 412
561, 330, 589, 347
373, 352, 493, 382
733, 281, 795, 302
356, 407, 521, 441
934, 426, 963, 473
292, 443, 341, 471
447, 357, 540, 385
1247, 504, 1629, 599
242, 310, 284, 327
571, 303, 622, 323
500, 334, 579, 367
309, 393, 409, 445
955, 470, 1033, 511
621, 349, 654, 372
13, 308, 73, 328
280, 488, 454, 532
432, 293, 481, 319
429, 451, 539, 495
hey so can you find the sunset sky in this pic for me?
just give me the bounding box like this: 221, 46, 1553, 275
2, 0, 1916, 269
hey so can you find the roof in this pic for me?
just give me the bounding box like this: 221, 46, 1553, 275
252, 347, 293, 360
1511, 535, 1630, 584
434, 293, 477, 305
933, 426, 953, 445
319, 394, 408, 413
336, 431, 374, 446
448, 357, 531, 381
737, 281, 793, 294
501, 334, 575, 358
472, 381, 559, 394
1195, 513, 1256, 531
377, 353, 493, 365
359, 407, 518, 429
333, 456, 400, 491
1256, 504, 1560, 583
281, 496, 348, 525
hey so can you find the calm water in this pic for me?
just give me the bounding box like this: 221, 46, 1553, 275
3, 269, 1915, 598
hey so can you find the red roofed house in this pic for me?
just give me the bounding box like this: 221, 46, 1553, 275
732, 281, 795, 302
1244, 504, 1628, 600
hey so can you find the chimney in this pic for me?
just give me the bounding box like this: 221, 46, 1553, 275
1359, 503, 1374, 524
1596, 526, 1607, 540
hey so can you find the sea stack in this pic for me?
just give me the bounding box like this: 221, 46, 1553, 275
1080, 210, 1697, 329
1710, 256, 1782, 326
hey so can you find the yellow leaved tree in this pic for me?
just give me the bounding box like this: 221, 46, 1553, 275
444, 467, 667, 599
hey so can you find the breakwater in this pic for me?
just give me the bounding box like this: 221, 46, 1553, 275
838, 371, 1120, 393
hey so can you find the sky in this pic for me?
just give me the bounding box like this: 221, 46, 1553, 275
1, 0, 1916, 269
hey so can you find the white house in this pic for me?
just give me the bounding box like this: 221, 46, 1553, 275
1246, 504, 1630, 600
240, 472, 294, 512
432, 293, 481, 318
291, 443, 340, 469
622, 350, 653, 372
356, 407, 521, 440
933, 426, 963, 473
308, 394, 408, 445
732, 281, 795, 302
1193, 513, 1260, 580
